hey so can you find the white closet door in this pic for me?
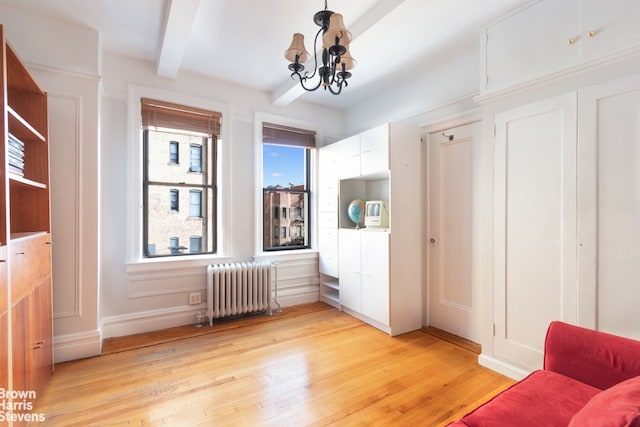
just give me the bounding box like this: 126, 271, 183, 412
493, 92, 577, 371
578, 74, 640, 339
427, 121, 481, 342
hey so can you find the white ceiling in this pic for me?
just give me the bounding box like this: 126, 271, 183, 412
0, 0, 524, 110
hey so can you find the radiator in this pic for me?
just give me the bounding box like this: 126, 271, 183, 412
206, 261, 274, 325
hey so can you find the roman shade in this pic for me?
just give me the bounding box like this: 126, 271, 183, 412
141, 98, 221, 136
262, 122, 316, 148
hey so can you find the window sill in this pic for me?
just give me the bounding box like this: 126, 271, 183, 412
254, 249, 318, 263
126, 253, 233, 275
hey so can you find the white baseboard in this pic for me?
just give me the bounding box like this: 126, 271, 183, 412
478, 354, 531, 381
275, 285, 319, 308
101, 303, 207, 339
54, 329, 102, 363
101, 286, 320, 339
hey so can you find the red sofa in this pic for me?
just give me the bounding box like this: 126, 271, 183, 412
448, 321, 640, 427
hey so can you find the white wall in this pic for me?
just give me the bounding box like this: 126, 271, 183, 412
345, 50, 480, 135
0, 4, 487, 362
98, 52, 346, 340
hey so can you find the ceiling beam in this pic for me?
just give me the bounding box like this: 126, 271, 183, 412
156, 0, 201, 79
272, 0, 407, 106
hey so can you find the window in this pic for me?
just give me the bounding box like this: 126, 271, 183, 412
189, 144, 202, 172
189, 236, 202, 253
169, 141, 179, 164
169, 237, 183, 255
189, 190, 202, 218
142, 98, 219, 257
169, 189, 179, 212
262, 122, 314, 251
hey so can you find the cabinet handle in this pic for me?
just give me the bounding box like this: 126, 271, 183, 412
567, 38, 575, 45
46, 241, 53, 245
34, 340, 45, 349
587, 31, 596, 37
15, 252, 25, 255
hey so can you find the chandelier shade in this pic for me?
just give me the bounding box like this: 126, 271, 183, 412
284, 33, 310, 64
284, 1, 356, 95
338, 44, 356, 71
322, 13, 351, 48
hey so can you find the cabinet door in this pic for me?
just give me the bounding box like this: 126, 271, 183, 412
11, 293, 32, 393
33, 280, 53, 393
483, 0, 580, 92
336, 135, 361, 179
0, 312, 7, 392
581, 0, 640, 61
493, 92, 577, 371
318, 143, 340, 211
318, 227, 339, 277
360, 231, 389, 326
577, 74, 640, 339
0, 247, 6, 315
338, 230, 361, 311
360, 124, 388, 176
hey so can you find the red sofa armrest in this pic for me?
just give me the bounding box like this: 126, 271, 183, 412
543, 321, 640, 390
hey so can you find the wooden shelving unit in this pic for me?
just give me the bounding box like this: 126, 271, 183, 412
0, 24, 53, 409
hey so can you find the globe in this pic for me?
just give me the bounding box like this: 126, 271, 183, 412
347, 199, 366, 228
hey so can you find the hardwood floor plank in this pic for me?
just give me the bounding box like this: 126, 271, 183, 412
32, 303, 514, 426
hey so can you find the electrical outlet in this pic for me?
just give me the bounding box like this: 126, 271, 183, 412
189, 292, 201, 305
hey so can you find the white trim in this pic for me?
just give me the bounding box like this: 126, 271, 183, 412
101, 284, 319, 339
276, 285, 320, 307
54, 329, 102, 363
423, 109, 482, 134
475, 46, 640, 104
253, 112, 323, 256
101, 304, 207, 338
478, 354, 532, 381
25, 61, 101, 82
126, 84, 232, 266
48, 92, 84, 319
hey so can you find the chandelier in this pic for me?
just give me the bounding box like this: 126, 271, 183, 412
284, 1, 356, 95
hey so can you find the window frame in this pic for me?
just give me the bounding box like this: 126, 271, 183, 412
127, 85, 231, 266
255, 113, 320, 255
169, 188, 179, 212
169, 141, 179, 164
141, 102, 217, 258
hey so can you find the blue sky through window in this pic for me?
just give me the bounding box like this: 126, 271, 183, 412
263, 144, 304, 188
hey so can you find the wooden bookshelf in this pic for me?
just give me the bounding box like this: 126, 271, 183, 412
0, 24, 53, 409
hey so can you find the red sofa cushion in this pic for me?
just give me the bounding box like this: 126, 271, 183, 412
544, 321, 640, 390
454, 370, 600, 427
568, 375, 640, 427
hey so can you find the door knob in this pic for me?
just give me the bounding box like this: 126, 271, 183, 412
430, 238, 437, 244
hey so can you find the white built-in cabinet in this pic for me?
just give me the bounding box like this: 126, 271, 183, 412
319, 122, 421, 336
490, 75, 640, 373
576, 74, 640, 340
477, 0, 640, 379
492, 92, 578, 372
318, 142, 340, 307
480, 0, 640, 96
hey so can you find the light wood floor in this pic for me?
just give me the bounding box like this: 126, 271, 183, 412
33, 303, 514, 426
